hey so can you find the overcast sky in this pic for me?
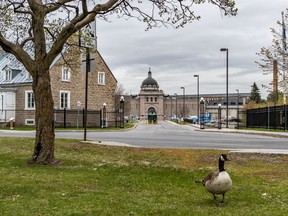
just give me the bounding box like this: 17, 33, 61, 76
96, 0, 287, 98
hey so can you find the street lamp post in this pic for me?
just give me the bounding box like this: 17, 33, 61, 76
220, 48, 229, 128
194, 75, 199, 124
236, 89, 239, 129
174, 93, 177, 119
180, 87, 185, 120
200, 97, 205, 129
83, 47, 90, 141
218, 103, 222, 129
120, 96, 125, 128
79, 28, 95, 141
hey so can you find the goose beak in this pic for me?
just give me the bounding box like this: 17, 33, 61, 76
226, 157, 231, 161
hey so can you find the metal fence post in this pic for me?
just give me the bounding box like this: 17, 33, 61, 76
64, 108, 66, 128
275, 105, 277, 130
100, 108, 102, 128
82, 108, 85, 128
284, 104, 287, 131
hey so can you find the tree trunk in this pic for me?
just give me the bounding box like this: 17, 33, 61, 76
29, 66, 56, 164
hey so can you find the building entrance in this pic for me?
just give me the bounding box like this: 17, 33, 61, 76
147, 107, 157, 124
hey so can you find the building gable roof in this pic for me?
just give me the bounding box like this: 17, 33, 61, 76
0, 52, 32, 85
0, 47, 117, 85
96, 50, 117, 83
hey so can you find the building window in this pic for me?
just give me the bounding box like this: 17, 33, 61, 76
5, 69, 12, 81
62, 67, 71, 81
150, 97, 153, 102
60, 91, 70, 109
155, 97, 157, 102
25, 91, 35, 110
98, 72, 105, 85
146, 97, 149, 102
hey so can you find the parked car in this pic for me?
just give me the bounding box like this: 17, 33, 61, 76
206, 120, 217, 127
184, 115, 198, 124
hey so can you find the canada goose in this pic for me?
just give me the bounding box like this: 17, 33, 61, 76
203, 154, 232, 204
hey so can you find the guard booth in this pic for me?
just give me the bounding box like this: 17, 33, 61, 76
147, 107, 157, 124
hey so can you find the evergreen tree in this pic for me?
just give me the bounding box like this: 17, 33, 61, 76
267, 91, 281, 103
250, 82, 262, 103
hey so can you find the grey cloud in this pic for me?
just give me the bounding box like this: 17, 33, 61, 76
97, 0, 286, 97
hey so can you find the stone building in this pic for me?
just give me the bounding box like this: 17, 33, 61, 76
0, 48, 117, 126
125, 69, 250, 123
138, 69, 165, 122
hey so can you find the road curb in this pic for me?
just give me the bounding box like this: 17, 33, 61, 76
188, 123, 288, 138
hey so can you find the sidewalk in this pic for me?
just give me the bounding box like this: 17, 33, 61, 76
187, 123, 288, 154
189, 123, 288, 138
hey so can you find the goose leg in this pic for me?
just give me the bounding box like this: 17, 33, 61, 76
220, 193, 225, 203
213, 194, 217, 201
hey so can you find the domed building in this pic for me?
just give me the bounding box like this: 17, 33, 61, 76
126, 68, 250, 125
139, 69, 164, 122
141, 69, 159, 91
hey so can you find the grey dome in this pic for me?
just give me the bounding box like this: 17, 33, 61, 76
141, 69, 159, 91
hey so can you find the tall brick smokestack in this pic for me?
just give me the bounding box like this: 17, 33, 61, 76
273, 60, 278, 101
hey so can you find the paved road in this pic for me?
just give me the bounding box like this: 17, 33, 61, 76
2, 121, 287, 153
87, 121, 288, 152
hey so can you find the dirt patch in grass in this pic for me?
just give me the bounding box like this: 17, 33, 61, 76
229, 152, 288, 164
228, 152, 288, 181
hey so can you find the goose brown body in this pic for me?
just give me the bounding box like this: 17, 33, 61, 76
203, 154, 232, 204
204, 170, 232, 194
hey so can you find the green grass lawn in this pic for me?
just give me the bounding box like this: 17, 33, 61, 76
240, 127, 288, 133
0, 122, 136, 131
0, 137, 288, 215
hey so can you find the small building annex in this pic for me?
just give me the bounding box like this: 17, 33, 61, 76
0, 48, 117, 126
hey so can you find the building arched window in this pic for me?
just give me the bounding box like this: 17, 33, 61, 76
155, 97, 157, 102
146, 97, 149, 102
150, 97, 153, 102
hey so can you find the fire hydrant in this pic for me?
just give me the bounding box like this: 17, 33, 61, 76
9, 118, 14, 129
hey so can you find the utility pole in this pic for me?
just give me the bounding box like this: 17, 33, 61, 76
79, 20, 96, 141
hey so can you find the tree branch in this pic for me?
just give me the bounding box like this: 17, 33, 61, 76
0, 32, 34, 72
46, 0, 121, 66
45, 0, 74, 14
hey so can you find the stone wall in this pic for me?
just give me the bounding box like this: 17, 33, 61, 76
15, 85, 35, 125
125, 94, 246, 121
50, 49, 117, 112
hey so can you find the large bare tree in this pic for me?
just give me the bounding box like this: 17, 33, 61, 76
256, 9, 288, 100
0, 0, 237, 164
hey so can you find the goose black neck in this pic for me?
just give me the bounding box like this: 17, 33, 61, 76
219, 158, 225, 172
